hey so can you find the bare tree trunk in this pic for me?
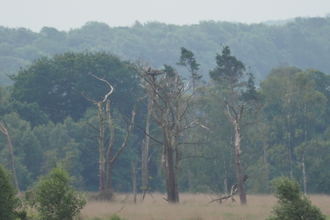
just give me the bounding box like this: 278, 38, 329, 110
257, 103, 269, 191
287, 110, 293, 179
234, 123, 247, 205
77, 72, 137, 193
223, 160, 228, 195
141, 140, 149, 188
131, 162, 137, 204
139, 67, 202, 203
161, 128, 179, 203
174, 93, 180, 202
187, 169, 192, 191
106, 100, 137, 190
97, 103, 106, 191
162, 151, 179, 202
142, 96, 151, 191
225, 101, 247, 205
302, 102, 307, 195
76, 73, 113, 192
302, 153, 307, 195
0, 123, 19, 191
106, 100, 115, 190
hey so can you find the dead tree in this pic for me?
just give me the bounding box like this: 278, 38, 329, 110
131, 161, 141, 204
0, 123, 19, 191
138, 66, 204, 203
224, 100, 248, 205
141, 96, 151, 197
77, 72, 137, 192
205, 175, 248, 204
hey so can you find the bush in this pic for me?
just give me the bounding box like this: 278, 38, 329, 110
0, 165, 20, 220
109, 214, 126, 220
267, 176, 326, 220
27, 167, 86, 220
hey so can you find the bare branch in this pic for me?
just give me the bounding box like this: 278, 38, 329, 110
241, 121, 257, 129
238, 102, 248, 122
193, 119, 210, 130
114, 206, 125, 215
72, 87, 97, 105
128, 121, 164, 145
88, 72, 114, 103
84, 122, 100, 132
110, 99, 138, 164
180, 154, 221, 160
207, 175, 248, 204
224, 99, 238, 121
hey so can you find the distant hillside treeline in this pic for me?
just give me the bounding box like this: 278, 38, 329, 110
1, 16, 330, 85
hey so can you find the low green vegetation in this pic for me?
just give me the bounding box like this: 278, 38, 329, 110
25, 167, 86, 220
267, 177, 326, 220
0, 165, 20, 220
109, 214, 127, 220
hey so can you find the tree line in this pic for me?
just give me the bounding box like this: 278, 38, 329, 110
1, 43, 330, 205
1, 16, 330, 86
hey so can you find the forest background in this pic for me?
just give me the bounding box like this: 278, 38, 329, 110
1, 16, 330, 195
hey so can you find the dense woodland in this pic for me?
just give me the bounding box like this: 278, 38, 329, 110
1, 16, 330, 200
1, 16, 330, 86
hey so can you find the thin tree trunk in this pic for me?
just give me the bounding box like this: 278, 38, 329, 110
234, 122, 247, 205
162, 126, 179, 203
174, 92, 180, 202
223, 160, 228, 195
224, 101, 247, 205
97, 104, 106, 191
187, 169, 192, 191
106, 100, 137, 190
302, 153, 307, 195
76, 72, 114, 193
257, 104, 269, 191
142, 96, 151, 191
302, 102, 307, 194
0, 123, 19, 191
106, 100, 115, 190
286, 84, 294, 179
131, 162, 137, 204
287, 109, 293, 179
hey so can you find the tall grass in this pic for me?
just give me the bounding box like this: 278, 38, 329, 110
81, 193, 330, 220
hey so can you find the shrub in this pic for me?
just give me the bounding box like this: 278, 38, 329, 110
27, 167, 86, 220
267, 176, 326, 220
0, 165, 20, 220
109, 214, 126, 220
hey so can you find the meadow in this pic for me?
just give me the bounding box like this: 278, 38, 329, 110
80, 193, 330, 220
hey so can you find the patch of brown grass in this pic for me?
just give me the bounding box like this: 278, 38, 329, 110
80, 193, 330, 220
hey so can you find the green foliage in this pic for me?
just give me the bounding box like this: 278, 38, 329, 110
2, 18, 330, 195
2, 17, 330, 86
10, 51, 141, 123
27, 167, 86, 220
209, 45, 246, 86
177, 47, 201, 80
0, 165, 20, 220
0, 112, 39, 189
109, 214, 126, 220
267, 177, 326, 220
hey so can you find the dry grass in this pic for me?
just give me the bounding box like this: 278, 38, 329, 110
80, 193, 330, 220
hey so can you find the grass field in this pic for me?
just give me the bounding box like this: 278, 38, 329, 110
80, 193, 330, 220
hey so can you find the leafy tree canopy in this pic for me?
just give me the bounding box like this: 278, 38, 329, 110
10, 51, 141, 123
0, 165, 20, 220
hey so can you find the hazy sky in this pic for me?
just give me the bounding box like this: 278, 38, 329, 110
1, 0, 329, 32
